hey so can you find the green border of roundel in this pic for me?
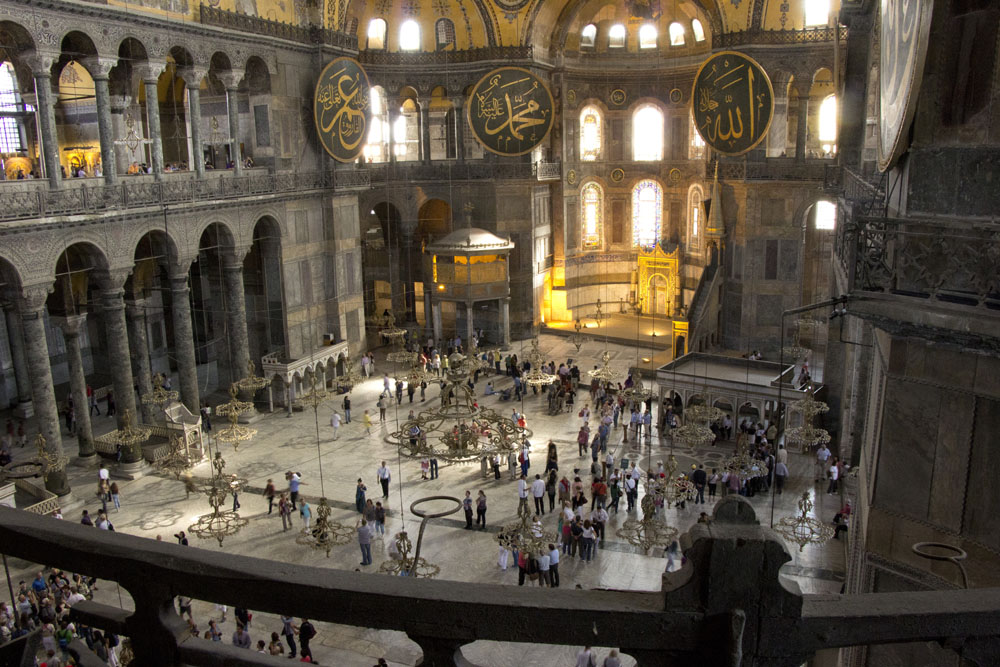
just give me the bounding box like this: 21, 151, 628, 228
466, 66, 555, 157
690, 50, 774, 157
314, 56, 372, 163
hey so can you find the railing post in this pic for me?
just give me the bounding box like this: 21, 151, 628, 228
121, 580, 187, 667
406, 633, 465, 667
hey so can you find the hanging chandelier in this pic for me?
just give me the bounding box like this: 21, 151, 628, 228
616, 493, 678, 551
587, 350, 622, 384
622, 374, 654, 403
685, 404, 725, 425
497, 504, 558, 559
671, 422, 714, 449
188, 452, 250, 547
523, 338, 557, 387
774, 492, 835, 552
785, 390, 831, 449
105, 409, 152, 460
373, 311, 407, 343
141, 372, 179, 408
154, 434, 194, 479
338, 354, 365, 390
569, 318, 588, 353
33, 434, 69, 482
295, 497, 354, 557
233, 360, 270, 395
724, 437, 769, 483
378, 530, 441, 578
213, 407, 258, 452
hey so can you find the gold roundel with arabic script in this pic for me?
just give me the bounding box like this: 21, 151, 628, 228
467, 67, 554, 157
314, 57, 372, 163
691, 51, 774, 157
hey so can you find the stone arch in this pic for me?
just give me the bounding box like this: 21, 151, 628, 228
57, 30, 99, 76
50, 241, 113, 317
0, 251, 25, 296
245, 56, 270, 95
194, 219, 239, 252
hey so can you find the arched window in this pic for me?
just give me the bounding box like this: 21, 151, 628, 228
688, 186, 704, 248
581, 183, 603, 249
394, 98, 419, 161
0, 63, 24, 154
579, 106, 602, 161
689, 112, 705, 159
669, 22, 686, 46
400, 19, 420, 50
639, 24, 657, 49
364, 87, 390, 163
818, 94, 837, 154
632, 105, 663, 161
581, 24, 597, 48
436, 18, 455, 50
367, 19, 387, 50
805, 0, 830, 27
608, 24, 626, 48
815, 200, 836, 230
632, 180, 662, 248
692, 19, 706, 42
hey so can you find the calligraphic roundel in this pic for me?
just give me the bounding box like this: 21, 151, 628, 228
691, 51, 774, 157
467, 67, 554, 157
314, 57, 372, 163
878, 0, 933, 172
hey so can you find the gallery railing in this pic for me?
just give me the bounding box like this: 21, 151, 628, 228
705, 157, 830, 181
199, 5, 358, 49
842, 216, 1000, 310
359, 45, 532, 66
719, 26, 848, 47
2, 500, 999, 667
0, 169, 372, 223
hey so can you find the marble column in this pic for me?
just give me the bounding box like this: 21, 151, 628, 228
143, 78, 164, 179
388, 108, 398, 164
187, 84, 205, 178
127, 300, 155, 422
795, 94, 809, 161
88, 63, 117, 185
56, 315, 94, 458
501, 297, 511, 347
110, 96, 130, 178
454, 97, 465, 162
100, 282, 139, 441
225, 84, 243, 176
420, 99, 431, 164
18, 287, 70, 495
4, 306, 33, 417
223, 261, 250, 383
169, 272, 200, 414
423, 290, 433, 340
31, 68, 61, 188
432, 302, 443, 343
465, 301, 474, 346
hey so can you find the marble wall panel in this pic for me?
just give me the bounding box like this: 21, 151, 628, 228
874, 379, 936, 520
927, 390, 973, 532
963, 397, 1000, 553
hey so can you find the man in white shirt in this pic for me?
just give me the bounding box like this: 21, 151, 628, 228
517, 474, 529, 515
530, 474, 546, 515
330, 411, 341, 440
827, 461, 840, 495
603, 451, 614, 480
537, 551, 551, 587
624, 475, 637, 511
591, 506, 609, 542
376, 461, 391, 499
815, 444, 831, 482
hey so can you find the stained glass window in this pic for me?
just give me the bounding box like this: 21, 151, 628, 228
692, 19, 706, 42
367, 19, 387, 50
689, 185, 703, 248
632, 105, 663, 161
0, 63, 22, 154
632, 180, 662, 248
580, 106, 601, 161
582, 182, 603, 249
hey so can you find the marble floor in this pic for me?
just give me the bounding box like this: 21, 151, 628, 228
2, 334, 848, 666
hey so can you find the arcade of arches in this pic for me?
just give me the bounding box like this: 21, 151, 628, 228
0, 0, 999, 665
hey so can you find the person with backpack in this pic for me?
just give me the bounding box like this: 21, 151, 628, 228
298, 618, 317, 662
342, 395, 351, 423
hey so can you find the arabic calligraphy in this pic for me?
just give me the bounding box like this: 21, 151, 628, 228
691, 51, 774, 157
313, 57, 372, 163
467, 67, 554, 157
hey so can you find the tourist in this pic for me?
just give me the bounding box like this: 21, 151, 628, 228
827, 458, 840, 495
330, 410, 341, 440
537, 549, 551, 587
665, 540, 684, 572
545, 469, 558, 511
363, 499, 376, 526
287, 471, 303, 510
476, 490, 487, 529
580, 520, 596, 561
363, 409, 372, 434
263, 479, 276, 514
692, 465, 707, 504
815, 443, 831, 482
708, 469, 720, 498
463, 490, 474, 528
517, 474, 529, 514
299, 500, 311, 530
278, 494, 292, 531
420, 457, 430, 480
603, 649, 622, 667
576, 646, 596, 667
298, 619, 316, 662
355, 478, 367, 513
232, 622, 251, 648
377, 461, 391, 499
376, 394, 386, 422
268, 631, 284, 655
280, 616, 298, 658
774, 459, 789, 494
374, 501, 386, 536
357, 518, 373, 566
531, 474, 546, 515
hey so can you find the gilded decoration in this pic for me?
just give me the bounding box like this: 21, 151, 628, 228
467, 67, 554, 156
636, 241, 679, 316
313, 57, 372, 163
610, 168, 625, 183
567, 169, 577, 185
609, 88, 627, 106
669, 88, 683, 104
691, 51, 774, 156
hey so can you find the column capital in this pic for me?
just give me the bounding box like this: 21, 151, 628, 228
23, 51, 58, 77
93, 267, 133, 292
16, 283, 52, 314
80, 56, 118, 80
217, 71, 243, 91
222, 246, 252, 268
136, 63, 166, 85
52, 313, 87, 337
110, 93, 129, 114
178, 66, 209, 89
